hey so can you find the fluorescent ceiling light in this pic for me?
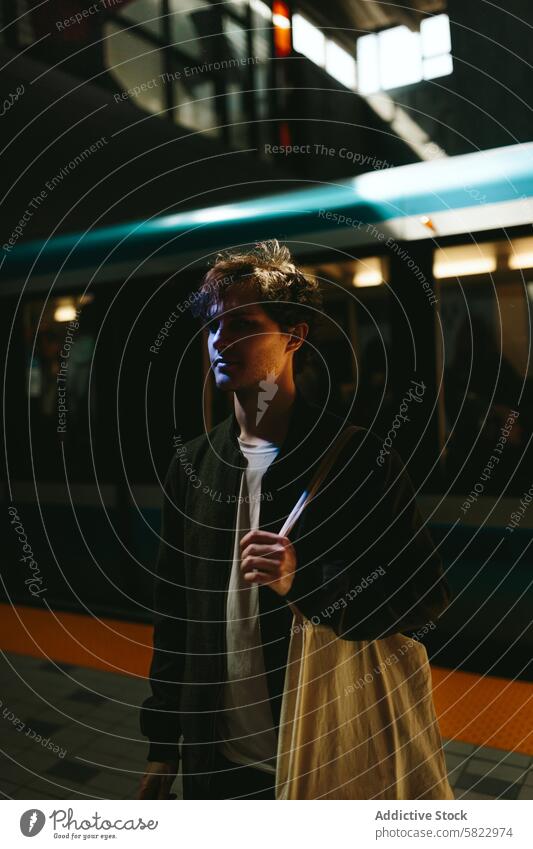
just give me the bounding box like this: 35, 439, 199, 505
293, 13, 326, 66
378, 26, 422, 89
421, 14, 452, 58
357, 33, 380, 95
423, 53, 453, 80
326, 40, 356, 89
358, 14, 453, 95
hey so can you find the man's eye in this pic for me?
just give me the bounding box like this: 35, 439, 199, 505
233, 318, 255, 329
207, 317, 254, 333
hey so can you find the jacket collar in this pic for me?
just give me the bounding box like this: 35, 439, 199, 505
217, 386, 324, 477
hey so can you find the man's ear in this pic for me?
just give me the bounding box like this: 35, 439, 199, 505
285, 322, 309, 354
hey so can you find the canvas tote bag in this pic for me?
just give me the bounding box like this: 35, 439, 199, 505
275, 426, 453, 800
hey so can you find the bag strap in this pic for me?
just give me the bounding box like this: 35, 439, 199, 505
279, 424, 359, 539
280, 424, 358, 620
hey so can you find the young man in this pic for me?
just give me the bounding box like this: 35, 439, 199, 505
137, 241, 451, 800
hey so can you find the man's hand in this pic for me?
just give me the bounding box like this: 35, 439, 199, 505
240, 529, 297, 596
136, 761, 179, 799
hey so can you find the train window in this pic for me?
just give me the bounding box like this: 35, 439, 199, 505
22, 294, 100, 482
437, 239, 533, 495
252, 4, 273, 65
299, 243, 532, 495
222, 16, 252, 147
227, 0, 249, 18
173, 78, 219, 135
169, 0, 217, 61
297, 257, 392, 426
103, 23, 165, 115
117, 0, 163, 39
255, 62, 272, 151
252, 8, 272, 149
226, 84, 249, 148
223, 16, 248, 59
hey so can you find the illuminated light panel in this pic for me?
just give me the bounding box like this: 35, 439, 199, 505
422, 53, 453, 80
358, 14, 453, 94
353, 270, 382, 286
508, 237, 533, 269
293, 13, 326, 67
357, 33, 380, 94
434, 258, 496, 277
352, 257, 384, 287
509, 252, 533, 270
325, 40, 356, 89
54, 304, 78, 322
421, 14, 452, 58
434, 244, 497, 278
292, 13, 357, 91
378, 26, 422, 90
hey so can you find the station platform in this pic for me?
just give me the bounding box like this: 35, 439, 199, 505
1, 605, 532, 801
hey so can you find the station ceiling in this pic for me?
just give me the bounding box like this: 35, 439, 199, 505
298, 0, 447, 48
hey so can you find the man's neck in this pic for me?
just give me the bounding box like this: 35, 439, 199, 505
233, 379, 297, 445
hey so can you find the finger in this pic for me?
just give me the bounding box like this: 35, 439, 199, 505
240, 530, 281, 548
243, 570, 277, 583
240, 534, 291, 556
241, 556, 280, 573
241, 543, 281, 560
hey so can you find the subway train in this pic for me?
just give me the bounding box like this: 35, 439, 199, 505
2, 141, 533, 680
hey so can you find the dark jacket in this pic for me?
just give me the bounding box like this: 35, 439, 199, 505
140, 389, 451, 795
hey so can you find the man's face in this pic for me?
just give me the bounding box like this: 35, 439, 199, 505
206, 285, 294, 392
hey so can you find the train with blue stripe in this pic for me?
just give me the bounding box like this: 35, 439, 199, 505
3, 141, 532, 680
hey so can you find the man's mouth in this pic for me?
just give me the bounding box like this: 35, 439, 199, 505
214, 357, 239, 368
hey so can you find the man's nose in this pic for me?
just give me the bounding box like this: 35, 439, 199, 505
212, 328, 226, 352
211, 324, 233, 354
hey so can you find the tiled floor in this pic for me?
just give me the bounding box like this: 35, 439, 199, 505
0, 651, 169, 801
1, 651, 532, 800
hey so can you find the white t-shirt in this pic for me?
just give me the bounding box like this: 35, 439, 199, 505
216, 435, 280, 774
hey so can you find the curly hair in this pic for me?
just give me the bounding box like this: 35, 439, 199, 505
192, 240, 323, 373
